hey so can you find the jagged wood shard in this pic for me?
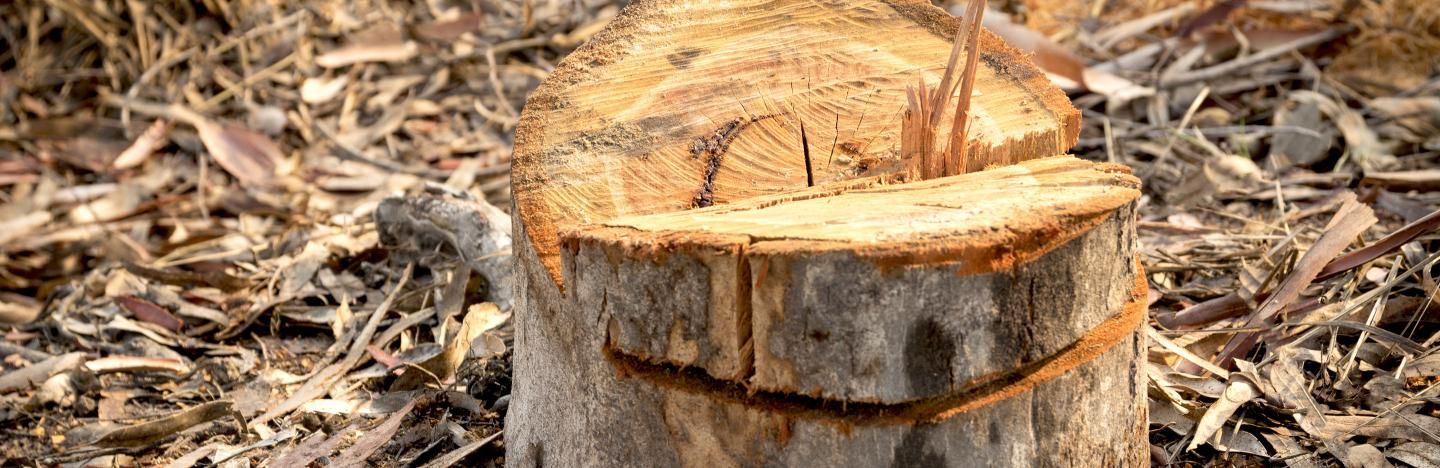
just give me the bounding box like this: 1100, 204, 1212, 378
507, 1, 1145, 466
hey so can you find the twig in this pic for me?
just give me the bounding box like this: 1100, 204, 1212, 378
1159, 27, 1352, 87
202, 52, 297, 109
418, 431, 504, 468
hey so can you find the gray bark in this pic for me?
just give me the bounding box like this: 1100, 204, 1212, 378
506, 207, 1147, 467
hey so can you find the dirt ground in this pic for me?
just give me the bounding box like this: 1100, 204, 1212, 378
2, 0, 1439, 466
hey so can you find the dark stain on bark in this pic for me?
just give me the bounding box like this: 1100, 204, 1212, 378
903, 317, 955, 397
892, 426, 946, 467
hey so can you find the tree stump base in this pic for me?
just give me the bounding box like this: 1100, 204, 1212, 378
506, 1, 1147, 466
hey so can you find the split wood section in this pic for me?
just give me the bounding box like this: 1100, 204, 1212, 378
510, 160, 1148, 466
507, 0, 1144, 466
567, 157, 1142, 404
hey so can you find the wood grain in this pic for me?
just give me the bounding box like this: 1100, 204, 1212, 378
514, 0, 1081, 288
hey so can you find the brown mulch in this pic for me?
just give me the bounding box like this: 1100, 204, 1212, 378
2, 0, 1439, 466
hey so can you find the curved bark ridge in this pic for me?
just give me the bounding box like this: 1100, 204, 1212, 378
602, 270, 1147, 426
513, 0, 1081, 287
561, 156, 1142, 406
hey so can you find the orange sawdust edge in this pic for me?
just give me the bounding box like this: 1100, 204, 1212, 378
603, 258, 1148, 427
511, 0, 1082, 291
571, 157, 1140, 276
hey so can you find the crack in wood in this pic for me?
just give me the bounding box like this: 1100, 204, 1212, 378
800, 118, 814, 187
602, 266, 1148, 426
691, 113, 781, 208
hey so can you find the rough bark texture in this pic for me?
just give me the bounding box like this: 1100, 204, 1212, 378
508, 159, 1148, 466
565, 157, 1142, 403
507, 207, 1148, 467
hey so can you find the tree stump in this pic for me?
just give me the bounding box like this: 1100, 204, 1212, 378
507, 1, 1147, 466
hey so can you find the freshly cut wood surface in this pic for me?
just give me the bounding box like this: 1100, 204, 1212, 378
564, 156, 1141, 402
586, 155, 1138, 269
514, 0, 1081, 286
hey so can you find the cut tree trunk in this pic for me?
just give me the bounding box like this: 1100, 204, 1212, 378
507, 1, 1147, 466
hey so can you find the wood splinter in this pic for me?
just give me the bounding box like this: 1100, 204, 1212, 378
902, 0, 990, 180
508, 0, 1144, 466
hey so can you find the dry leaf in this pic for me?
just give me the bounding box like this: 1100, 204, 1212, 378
1291, 91, 1397, 170
300, 76, 349, 104
391, 302, 508, 391
67, 182, 143, 224
1261, 432, 1324, 467
0, 352, 85, 394
144, 286, 229, 324
1370, 96, 1440, 145
115, 295, 184, 332
1402, 353, 1440, 379
51, 134, 128, 172
1151, 367, 1228, 398
31, 370, 79, 408
1315, 414, 1440, 443
93, 400, 235, 448
332, 298, 352, 340
1212, 194, 1377, 369
1265, 350, 1323, 415
1177, 0, 1246, 37
982, 11, 1082, 84
53, 182, 117, 204
316, 25, 419, 68
367, 344, 403, 369
197, 122, 283, 187
0, 297, 42, 324
1347, 444, 1395, 468
1149, 399, 1196, 435
0, 211, 52, 248
413, 12, 485, 42
1187, 372, 1262, 452
1091, 4, 1196, 50
983, 10, 1153, 104
1318, 206, 1440, 280
278, 241, 331, 300
475, 332, 506, 357
98, 389, 133, 421
1204, 155, 1268, 195
1391, 442, 1440, 467
1208, 430, 1270, 458
247, 106, 287, 136
328, 399, 416, 466
417, 431, 503, 468
269, 426, 351, 468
